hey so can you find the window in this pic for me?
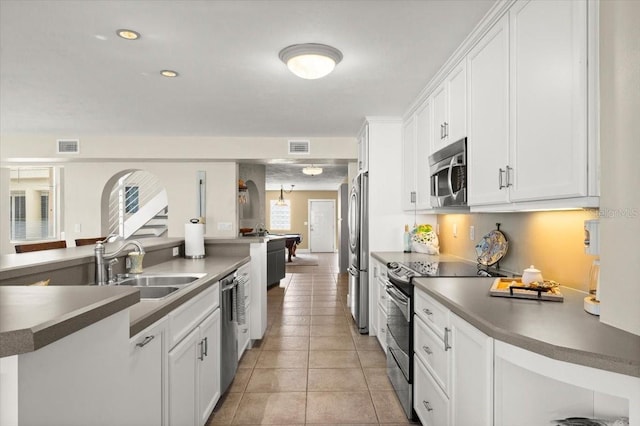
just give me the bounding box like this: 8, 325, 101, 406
9, 167, 58, 241
125, 185, 139, 213
270, 200, 291, 230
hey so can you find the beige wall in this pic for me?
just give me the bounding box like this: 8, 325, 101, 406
598, 0, 640, 335
265, 190, 338, 251
438, 210, 598, 292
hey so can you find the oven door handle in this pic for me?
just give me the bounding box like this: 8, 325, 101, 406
385, 284, 411, 322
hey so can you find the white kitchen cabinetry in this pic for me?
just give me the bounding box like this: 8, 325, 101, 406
128, 317, 168, 426
467, 14, 510, 206
431, 61, 466, 154
402, 100, 433, 212
468, 0, 595, 209
372, 258, 389, 352
168, 283, 221, 426
450, 313, 493, 426
413, 288, 493, 426
358, 122, 369, 172
401, 115, 417, 211
237, 262, 252, 359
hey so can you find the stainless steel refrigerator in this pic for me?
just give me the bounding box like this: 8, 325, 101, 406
348, 172, 368, 334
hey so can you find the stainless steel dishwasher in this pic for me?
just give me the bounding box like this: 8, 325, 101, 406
220, 271, 239, 394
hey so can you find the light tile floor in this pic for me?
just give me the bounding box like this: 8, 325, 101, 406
206, 253, 417, 425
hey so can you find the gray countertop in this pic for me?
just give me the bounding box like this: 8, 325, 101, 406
0, 241, 250, 357
127, 255, 249, 336
372, 251, 640, 378
0, 237, 184, 279
0, 285, 140, 357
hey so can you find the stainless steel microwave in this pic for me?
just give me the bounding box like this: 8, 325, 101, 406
429, 138, 467, 207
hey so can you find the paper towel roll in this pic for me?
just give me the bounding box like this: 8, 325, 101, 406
185, 223, 205, 258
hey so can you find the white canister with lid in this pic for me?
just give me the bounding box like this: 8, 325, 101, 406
521, 265, 543, 285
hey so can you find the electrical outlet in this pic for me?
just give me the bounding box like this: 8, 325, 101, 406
217, 222, 232, 231
172, 247, 179, 256
469, 226, 475, 241
453, 224, 458, 238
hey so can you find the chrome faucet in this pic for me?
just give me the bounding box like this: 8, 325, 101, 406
95, 239, 145, 285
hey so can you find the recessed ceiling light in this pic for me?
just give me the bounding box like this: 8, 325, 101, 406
279, 43, 343, 80
116, 29, 140, 40
160, 70, 179, 78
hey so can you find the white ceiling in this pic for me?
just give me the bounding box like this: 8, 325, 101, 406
0, 0, 495, 188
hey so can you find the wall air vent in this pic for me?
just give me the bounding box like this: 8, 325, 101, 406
288, 140, 310, 155
56, 139, 80, 154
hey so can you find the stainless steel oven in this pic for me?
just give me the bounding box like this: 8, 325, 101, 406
429, 137, 467, 207
385, 282, 413, 419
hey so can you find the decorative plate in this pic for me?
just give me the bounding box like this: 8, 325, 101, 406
475, 229, 508, 266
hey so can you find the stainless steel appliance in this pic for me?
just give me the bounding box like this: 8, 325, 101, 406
347, 171, 369, 334
429, 137, 467, 207
219, 271, 239, 394
385, 260, 507, 420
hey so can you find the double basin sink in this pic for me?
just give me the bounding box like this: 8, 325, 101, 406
113, 273, 207, 299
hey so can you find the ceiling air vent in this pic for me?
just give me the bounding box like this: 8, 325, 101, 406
56, 139, 79, 154
288, 140, 310, 155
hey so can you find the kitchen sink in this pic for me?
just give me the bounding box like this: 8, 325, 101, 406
115, 273, 206, 287
137, 286, 181, 299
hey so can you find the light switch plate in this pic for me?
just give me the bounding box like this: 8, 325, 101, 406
469, 226, 475, 241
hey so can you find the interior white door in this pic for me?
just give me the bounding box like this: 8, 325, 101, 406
309, 200, 335, 252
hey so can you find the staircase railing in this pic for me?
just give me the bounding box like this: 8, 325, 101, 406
107, 171, 168, 238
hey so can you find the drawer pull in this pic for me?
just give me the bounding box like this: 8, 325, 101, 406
444, 327, 451, 351
135, 335, 155, 348
422, 345, 433, 355
423, 308, 433, 316
423, 401, 433, 412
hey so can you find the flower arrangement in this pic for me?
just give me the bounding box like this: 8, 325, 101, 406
411, 224, 439, 255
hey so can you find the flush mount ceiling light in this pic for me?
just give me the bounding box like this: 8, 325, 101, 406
160, 70, 179, 78
116, 29, 140, 40
279, 43, 343, 80
302, 165, 323, 176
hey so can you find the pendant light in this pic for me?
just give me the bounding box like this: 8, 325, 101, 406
279, 43, 343, 80
276, 185, 294, 206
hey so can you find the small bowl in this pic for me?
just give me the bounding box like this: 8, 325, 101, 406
239, 228, 253, 234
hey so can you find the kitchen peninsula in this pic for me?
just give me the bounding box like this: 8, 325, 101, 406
0, 237, 259, 426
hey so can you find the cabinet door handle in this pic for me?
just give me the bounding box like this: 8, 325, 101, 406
506, 165, 513, 187
410, 191, 416, 203
422, 345, 433, 355
444, 122, 448, 138
198, 339, 205, 361
135, 335, 155, 348
444, 327, 451, 351
440, 124, 445, 139
203, 337, 208, 357
422, 308, 433, 316
423, 401, 433, 412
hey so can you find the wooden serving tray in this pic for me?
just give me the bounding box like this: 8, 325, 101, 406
489, 278, 564, 302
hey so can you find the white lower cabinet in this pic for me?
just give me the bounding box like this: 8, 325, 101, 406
237, 263, 252, 360
413, 288, 492, 426
128, 317, 168, 426
450, 313, 493, 426
414, 355, 450, 426
167, 283, 221, 426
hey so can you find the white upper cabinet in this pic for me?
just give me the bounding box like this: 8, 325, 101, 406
508, 0, 588, 203
402, 99, 433, 212
401, 115, 417, 211
431, 61, 467, 155
415, 100, 433, 210
467, 0, 595, 209
358, 122, 369, 172
467, 14, 510, 206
